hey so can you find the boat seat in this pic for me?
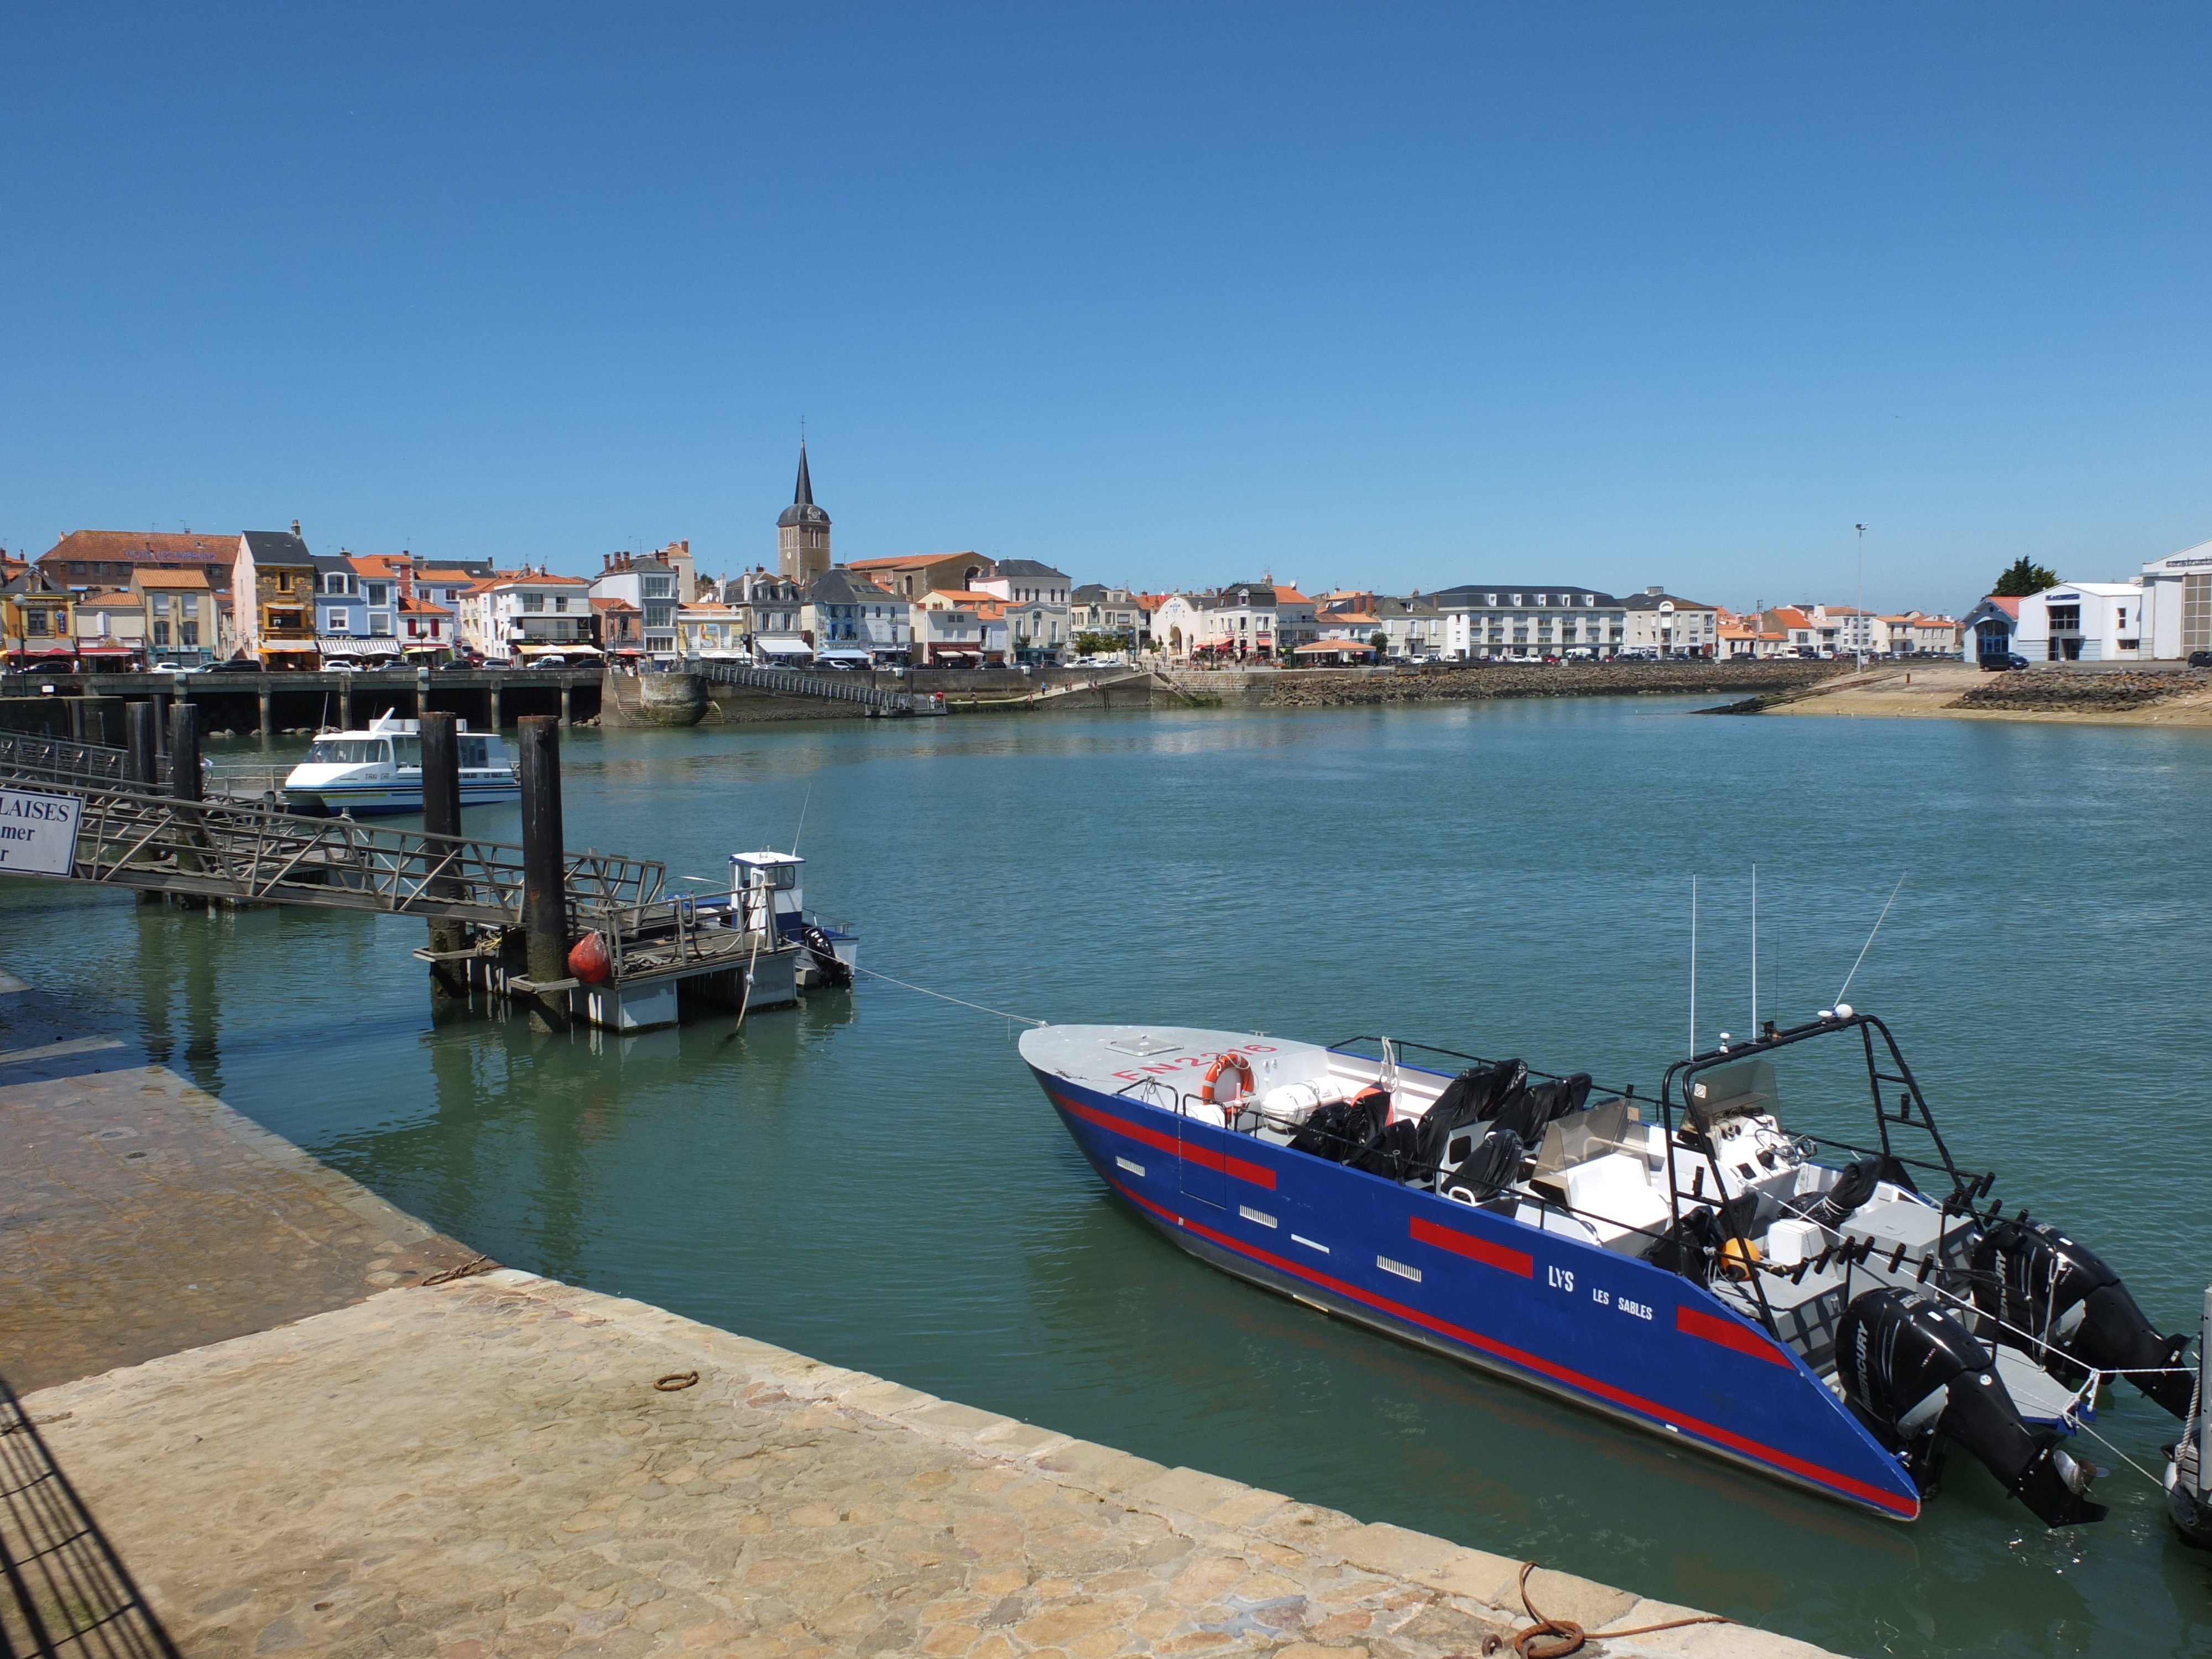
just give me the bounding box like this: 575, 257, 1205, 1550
1550, 1153, 1673, 1248
1530, 1099, 1645, 1178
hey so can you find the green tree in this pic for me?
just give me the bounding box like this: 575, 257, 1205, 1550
1071, 631, 1126, 657
1991, 557, 2060, 597
1369, 631, 1389, 653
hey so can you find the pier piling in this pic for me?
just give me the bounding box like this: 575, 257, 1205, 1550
124, 702, 158, 789
517, 715, 568, 1030
167, 702, 201, 802
257, 686, 273, 740
420, 712, 469, 1001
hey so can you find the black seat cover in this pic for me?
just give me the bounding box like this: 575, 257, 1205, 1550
1443, 1126, 1526, 1201
1290, 1088, 1390, 1164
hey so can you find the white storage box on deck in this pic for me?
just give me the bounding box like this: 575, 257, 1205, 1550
1766, 1217, 1823, 1267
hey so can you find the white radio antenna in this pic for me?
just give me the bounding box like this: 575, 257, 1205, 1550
1750, 864, 1758, 1031
1689, 874, 1699, 1057
790, 781, 813, 858
1837, 873, 1908, 1005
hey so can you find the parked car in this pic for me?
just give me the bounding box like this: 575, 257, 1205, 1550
1981, 653, 2032, 671
531, 654, 570, 669
210, 658, 264, 673
148, 661, 189, 674
435, 656, 482, 672
2190, 650, 2212, 668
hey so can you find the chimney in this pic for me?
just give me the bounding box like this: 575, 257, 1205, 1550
291, 519, 301, 537
1647, 586, 1663, 595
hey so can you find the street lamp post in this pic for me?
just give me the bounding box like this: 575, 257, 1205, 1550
1854, 523, 1868, 669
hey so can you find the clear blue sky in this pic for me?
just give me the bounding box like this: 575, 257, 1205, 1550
4, 3, 2205, 612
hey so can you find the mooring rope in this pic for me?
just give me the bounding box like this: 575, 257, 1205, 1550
851, 964, 1047, 1028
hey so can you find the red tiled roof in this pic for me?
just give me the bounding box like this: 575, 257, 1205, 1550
133, 568, 212, 589
39, 530, 236, 567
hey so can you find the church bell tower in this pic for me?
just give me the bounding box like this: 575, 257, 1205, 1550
777, 440, 831, 584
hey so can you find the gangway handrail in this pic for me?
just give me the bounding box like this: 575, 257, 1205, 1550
0, 729, 131, 787
684, 658, 940, 715
0, 770, 664, 924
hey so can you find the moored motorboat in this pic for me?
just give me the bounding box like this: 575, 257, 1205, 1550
281, 712, 519, 816
1019, 1009, 2203, 1529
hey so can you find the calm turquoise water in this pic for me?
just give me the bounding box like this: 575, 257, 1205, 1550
6, 698, 2209, 1658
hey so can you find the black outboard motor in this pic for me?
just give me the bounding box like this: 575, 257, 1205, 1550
799, 923, 854, 989
1971, 1218, 2193, 1419
1838, 1287, 2105, 1527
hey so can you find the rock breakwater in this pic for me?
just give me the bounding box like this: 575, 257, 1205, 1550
1955, 668, 2210, 713
1261, 660, 1844, 709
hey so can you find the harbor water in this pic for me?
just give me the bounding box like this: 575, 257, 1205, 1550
5, 697, 2208, 1658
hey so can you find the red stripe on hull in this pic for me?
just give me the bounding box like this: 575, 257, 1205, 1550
1409, 1214, 1534, 1277
1052, 1089, 1276, 1190
1677, 1302, 1793, 1367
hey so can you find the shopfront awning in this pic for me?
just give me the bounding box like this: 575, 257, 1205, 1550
317, 637, 382, 654
76, 645, 135, 656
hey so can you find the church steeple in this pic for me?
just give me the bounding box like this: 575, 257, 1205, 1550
776, 438, 831, 583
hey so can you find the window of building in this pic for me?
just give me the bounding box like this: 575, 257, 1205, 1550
2047, 605, 2080, 631
153, 620, 170, 645
151, 592, 170, 615
523, 594, 546, 612
643, 576, 672, 598
371, 616, 392, 636
554, 596, 569, 613
366, 583, 390, 606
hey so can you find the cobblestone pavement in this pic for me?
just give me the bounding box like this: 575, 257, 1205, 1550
0, 1063, 485, 1392
25, 1272, 1838, 1659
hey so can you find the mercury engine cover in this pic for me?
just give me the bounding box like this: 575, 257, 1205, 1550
1839, 1287, 2106, 1528
1971, 1218, 2193, 1419
799, 924, 854, 989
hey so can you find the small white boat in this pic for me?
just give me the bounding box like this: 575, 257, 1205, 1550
282, 711, 519, 816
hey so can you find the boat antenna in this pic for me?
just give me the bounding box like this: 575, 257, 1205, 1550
1750, 864, 1757, 1032
790, 781, 813, 858
1836, 873, 1908, 1006
1689, 874, 1698, 1057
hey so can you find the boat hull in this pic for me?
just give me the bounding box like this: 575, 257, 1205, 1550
1027, 1063, 1923, 1520
283, 780, 521, 816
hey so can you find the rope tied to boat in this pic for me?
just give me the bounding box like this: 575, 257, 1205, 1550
851, 964, 1046, 1029
1475, 1561, 1733, 1659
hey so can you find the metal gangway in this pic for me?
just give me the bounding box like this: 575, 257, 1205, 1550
685, 659, 945, 716
0, 745, 664, 926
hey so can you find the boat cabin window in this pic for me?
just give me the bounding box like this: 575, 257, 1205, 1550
735, 862, 799, 891
458, 737, 491, 768
390, 737, 421, 766
306, 739, 388, 765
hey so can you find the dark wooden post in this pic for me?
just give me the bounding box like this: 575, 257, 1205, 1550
168, 700, 204, 886
125, 701, 159, 789
66, 697, 85, 743
517, 714, 568, 1028
420, 712, 469, 1001
168, 701, 201, 801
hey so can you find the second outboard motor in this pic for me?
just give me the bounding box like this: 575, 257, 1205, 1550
1838, 1287, 2106, 1528
799, 923, 854, 989
1972, 1218, 2193, 1419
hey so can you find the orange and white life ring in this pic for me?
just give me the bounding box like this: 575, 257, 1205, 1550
1201, 1052, 1255, 1106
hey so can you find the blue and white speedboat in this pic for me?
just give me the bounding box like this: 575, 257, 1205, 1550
282, 712, 519, 816
1021, 1009, 2201, 1528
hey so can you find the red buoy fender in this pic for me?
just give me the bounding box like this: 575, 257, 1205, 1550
1201, 1052, 1255, 1106
568, 930, 612, 984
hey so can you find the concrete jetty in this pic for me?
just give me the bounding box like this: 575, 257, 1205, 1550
1, 972, 1840, 1659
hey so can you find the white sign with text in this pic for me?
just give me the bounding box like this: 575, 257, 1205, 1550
0, 786, 85, 877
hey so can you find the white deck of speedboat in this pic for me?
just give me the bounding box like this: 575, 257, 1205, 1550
1022, 1024, 1426, 1102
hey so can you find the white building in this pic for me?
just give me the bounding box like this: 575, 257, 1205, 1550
970, 560, 1069, 662
588, 552, 682, 655
1434, 585, 1626, 660
2014, 581, 2155, 663
1621, 588, 1718, 657
458, 569, 593, 662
